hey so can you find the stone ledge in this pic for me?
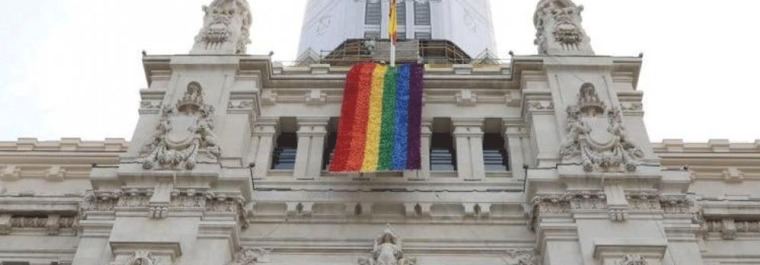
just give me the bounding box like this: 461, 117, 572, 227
653, 139, 760, 154
0, 138, 128, 153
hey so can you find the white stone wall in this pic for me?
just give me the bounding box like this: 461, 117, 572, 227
297, 0, 497, 58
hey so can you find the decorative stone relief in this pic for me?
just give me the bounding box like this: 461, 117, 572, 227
119, 250, 160, 265
534, 0, 593, 55
0, 165, 20, 181
527, 101, 554, 112
455, 90, 478, 106
228, 247, 272, 265
504, 249, 536, 265
141, 82, 221, 170
140, 100, 163, 114
45, 165, 66, 181
618, 254, 648, 265
192, 0, 252, 54
80, 190, 250, 228
559, 83, 644, 172
228, 100, 255, 111
305, 89, 327, 105
358, 225, 417, 265
0, 214, 78, 235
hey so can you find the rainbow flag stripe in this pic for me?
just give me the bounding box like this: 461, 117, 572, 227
330, 63, 424, 173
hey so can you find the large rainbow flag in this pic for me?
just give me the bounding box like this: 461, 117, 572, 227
329, 63, 424, 173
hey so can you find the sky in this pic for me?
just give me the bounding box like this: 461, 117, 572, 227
0, 0, 758, 142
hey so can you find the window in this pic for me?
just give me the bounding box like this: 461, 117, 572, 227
414, 0, 431, 25
414, 32, 432, 40
323, 131, 337, 170
271, 132, 297, 170
430, 133, 456, 171
397, 1, 407, 25
365, 1, 381, 25
364, 31, 381, 39
483, 133, 510, 171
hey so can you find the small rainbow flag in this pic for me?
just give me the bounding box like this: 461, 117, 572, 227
329, 63, 424, 173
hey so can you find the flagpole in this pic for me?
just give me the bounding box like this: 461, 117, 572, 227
389, 0, 397, 67
390, 42, 396, 67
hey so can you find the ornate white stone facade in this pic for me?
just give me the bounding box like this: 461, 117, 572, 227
1, 0, 759, 265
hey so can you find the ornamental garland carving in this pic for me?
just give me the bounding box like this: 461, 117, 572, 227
559, 83, 644, 172
141, 82, 221, 170
358, 225, 417, 265
193, 0, 252, 54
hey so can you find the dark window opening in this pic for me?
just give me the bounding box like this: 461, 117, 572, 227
365, 1, 381, 25
322, 131, 338, 170
483, 133, 510, 171
397, 1, 407, 25
430, 133, 456, 171
414, 1, 431, 26
271, 133, 297, 170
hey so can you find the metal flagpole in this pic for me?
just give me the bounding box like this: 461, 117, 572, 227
390, 42, 396, 67
389, 0, 397, 67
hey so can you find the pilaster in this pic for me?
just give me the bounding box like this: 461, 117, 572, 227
293, 117, 329, 179
251, 117, 279, 178
453, 118, 485, 180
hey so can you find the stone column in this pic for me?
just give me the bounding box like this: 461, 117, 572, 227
294, 117, 329, 179
251, 117, 279, 178
453, 118, 485, 180
504, 121, 527, 179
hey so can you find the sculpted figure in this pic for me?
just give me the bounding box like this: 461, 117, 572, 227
358, 225, 417, 265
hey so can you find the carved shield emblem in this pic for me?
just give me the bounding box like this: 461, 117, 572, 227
583, 116, 614, 145
166, 115, 198, 147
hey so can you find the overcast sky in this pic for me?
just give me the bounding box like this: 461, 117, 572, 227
1, 0, 758, 142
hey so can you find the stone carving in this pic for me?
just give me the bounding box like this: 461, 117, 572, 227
560, 83, 644, 172
192, 0, 252, 54
228, 247, 271, 265
504, 249, 536, 265
125, 251, 158, 265
534, 0, 593, 55
358, 225, 417, 265
142, 82, 221, 170
619, 254, 648, 265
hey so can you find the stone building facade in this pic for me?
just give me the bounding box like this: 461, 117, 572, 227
1, 0, 759, 265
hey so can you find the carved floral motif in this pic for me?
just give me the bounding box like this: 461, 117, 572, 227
559, 83, 644, 172
141, 82, 221, 170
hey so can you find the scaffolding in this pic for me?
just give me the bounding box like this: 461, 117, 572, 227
317, 39, 472, 66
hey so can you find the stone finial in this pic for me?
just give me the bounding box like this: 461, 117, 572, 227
191, 0, 252, 55
534, 0, 594, 55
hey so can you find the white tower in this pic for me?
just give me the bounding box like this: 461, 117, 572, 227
297, 0, 498, 59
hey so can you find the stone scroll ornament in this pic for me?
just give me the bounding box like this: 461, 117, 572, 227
358, 225, 417, 265
192, 0, 252, 54
559, 83, 644, 172
142, 82, 221, 170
